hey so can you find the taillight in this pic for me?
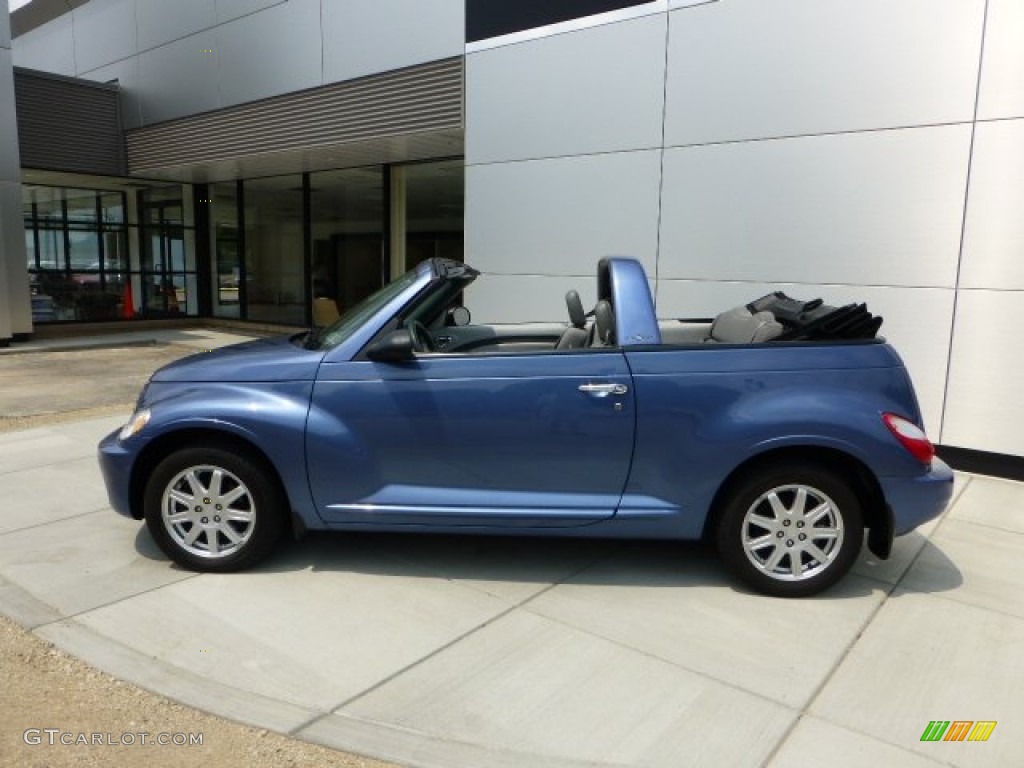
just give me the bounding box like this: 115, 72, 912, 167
882, 413, 934, 465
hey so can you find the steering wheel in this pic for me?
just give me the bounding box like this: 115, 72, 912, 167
408, 320, 436, 353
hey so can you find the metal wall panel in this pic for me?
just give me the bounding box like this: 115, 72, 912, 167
0, 179, 33, 336
961, 119, 1024, 290
664, 0, 984, 146
137, 29, 220, 124
655, 279, 953, 437
977, 0, 1024, 120
13, 68, 124, 175
466, 274, 600, 324
126, 58, 463, 174
1, 4, 10, 48
79, 56, 143, 129
658, 125, 972, 288
136, 0, 217, 52
0, 49, 19, 181
11, 15, 75, 75
323, 0, 464, 84
943, 289, 1024, 454
466, 13, 666, 164
466, 150, 661, 279
215, 0, 321, 107
71, 0, 137, 74
214, 0, 285, 24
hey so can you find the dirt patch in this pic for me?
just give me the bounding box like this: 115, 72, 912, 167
0, 344, 197, 421
0, 615, 392, 768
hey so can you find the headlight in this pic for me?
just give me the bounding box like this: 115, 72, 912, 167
119, 409, 152, 441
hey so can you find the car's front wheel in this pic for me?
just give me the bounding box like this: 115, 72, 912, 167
143, 446, 285, 572
715, 463, 864, 597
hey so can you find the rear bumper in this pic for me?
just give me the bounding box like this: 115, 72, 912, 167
879, 458, 955, 536
97, 428, 137, 519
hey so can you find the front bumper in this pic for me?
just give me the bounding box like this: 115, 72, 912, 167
97, 428, 139, 519
879, 458, 955, 536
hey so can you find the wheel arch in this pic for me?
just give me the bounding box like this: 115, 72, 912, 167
702, 445, 889, 549
129, 428, 298, 533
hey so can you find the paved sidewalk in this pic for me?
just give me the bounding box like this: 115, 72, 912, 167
0, 409, 1021, 767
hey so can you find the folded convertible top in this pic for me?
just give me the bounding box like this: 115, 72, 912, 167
746, 291, 883, 341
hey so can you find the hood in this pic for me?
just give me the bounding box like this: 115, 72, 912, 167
151, 335, 325, 382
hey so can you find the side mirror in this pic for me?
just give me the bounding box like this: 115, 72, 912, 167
366, 329, 415, 362
445, 306, 471, 327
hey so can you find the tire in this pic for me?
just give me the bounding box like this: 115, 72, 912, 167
715, 462, 864, 597
143, 445, 286, 572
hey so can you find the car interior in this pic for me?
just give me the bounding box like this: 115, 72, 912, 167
399, 273, 881, 356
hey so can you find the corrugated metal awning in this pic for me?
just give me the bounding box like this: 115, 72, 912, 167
14, 67, 125, 176
125, 57, 464, 182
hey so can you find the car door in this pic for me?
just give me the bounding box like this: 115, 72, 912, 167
306, 350, 635, 527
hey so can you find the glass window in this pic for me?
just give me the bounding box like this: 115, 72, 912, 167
209, 182, 241, 318
22, 182, 195, 324
401, 160, 464, 272
101, 193, 125, 225
244, 175, 304, 325
68, 230, 101, 270
310, 167, 384, 316
65, 189, 98, 228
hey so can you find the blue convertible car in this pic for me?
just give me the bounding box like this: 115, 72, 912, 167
99, 257, 953, 596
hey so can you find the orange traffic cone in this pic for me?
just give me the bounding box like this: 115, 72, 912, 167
122, 282, 135, 319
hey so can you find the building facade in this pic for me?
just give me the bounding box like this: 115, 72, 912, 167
1, 0, 1023, 460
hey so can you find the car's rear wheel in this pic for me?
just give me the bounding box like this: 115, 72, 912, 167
143, 446, 285, 572
715, 463, 864, 597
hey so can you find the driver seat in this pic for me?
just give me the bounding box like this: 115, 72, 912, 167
556, 290, 590, 349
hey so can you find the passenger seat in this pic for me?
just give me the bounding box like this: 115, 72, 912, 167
706, 306, 783, 343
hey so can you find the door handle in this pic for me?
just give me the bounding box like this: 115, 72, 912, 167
578, 382, 628, 397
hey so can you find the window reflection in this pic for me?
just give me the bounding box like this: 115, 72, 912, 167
310, 167, 384, 319
244, 175, 304, 325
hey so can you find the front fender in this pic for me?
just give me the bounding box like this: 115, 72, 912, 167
130, 381, 319, 526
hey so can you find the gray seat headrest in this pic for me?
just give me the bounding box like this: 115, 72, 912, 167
593, 300, 615, 346
566, 290, 586, 329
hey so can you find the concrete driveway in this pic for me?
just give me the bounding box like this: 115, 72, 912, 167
1, 410, 1022, 767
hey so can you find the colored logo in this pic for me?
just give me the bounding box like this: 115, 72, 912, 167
920, 721, 996, 742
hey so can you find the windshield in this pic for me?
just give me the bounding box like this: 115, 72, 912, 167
307, 268, 422, 351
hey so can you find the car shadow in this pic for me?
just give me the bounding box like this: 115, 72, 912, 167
133, 526, 964, 600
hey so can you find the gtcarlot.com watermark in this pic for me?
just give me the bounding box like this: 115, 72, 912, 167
24, 728, 203, 747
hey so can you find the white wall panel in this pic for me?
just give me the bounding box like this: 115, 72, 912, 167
466, 14, 667, 165
467, 150, 662, 279
137, 30, 221, 124
1, 4, 11, 48
0, 49, 19, 181
214, 0, 285, 25
11, 17, 76, 75
942, 289, 1024, 454
323, 0, 463, 84
961, 119, 1024, 290
656, 278, 953, 435
977, 0, 1024, 120
466, 274, 599, 325
72, 0, 137, 73
0, 180, 32, 335
658, 125, 971, 288
215, 0, 321, 107
80, 56, 143, 129
664, 0, 983, 146
136, 0, 216, 52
